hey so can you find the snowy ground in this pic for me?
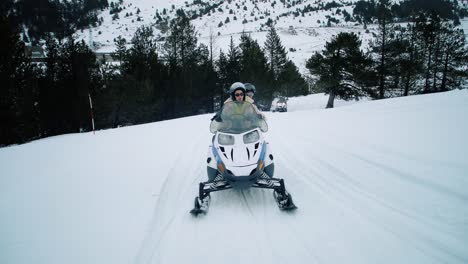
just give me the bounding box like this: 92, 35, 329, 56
1, 91, 468, 264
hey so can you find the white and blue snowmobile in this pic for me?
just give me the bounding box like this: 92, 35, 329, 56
190, 101, 297, 216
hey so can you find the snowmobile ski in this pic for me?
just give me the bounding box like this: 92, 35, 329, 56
274, 190, 297, 211
190, 195, 211, 216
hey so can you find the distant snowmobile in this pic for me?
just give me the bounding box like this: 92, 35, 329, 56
190, 101, 297, 216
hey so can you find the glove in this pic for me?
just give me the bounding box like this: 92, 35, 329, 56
211, 113, 222, 122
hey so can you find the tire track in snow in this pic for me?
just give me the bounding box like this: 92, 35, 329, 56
273, 135, 424, 262
346, 151, 468, 202
135, 131, 206, 264
277, 132, 431, 226
274, 131, 468, 263
268, 116, 428, 262
264, 134, 335, 263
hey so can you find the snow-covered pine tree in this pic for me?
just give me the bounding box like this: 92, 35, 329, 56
264, 24, 287, 81
306, 32, 368, 108
238, 32, 270, 101
226, 36, 241, 85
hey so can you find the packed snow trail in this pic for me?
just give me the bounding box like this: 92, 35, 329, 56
1, 92, 468, 264
135, 92, 468, 264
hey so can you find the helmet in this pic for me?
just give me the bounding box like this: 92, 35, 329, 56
229, 82, 246, 94
229, 82, 246, 100
244, 83, 256, 93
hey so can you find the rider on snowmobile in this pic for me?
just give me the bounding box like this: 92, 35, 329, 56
224, 82, 252, 104
224, 82, 264, 118
191, 82, 296, 215
212, 82, 264, 121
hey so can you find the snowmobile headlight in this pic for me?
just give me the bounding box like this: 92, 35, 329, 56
243, 130, 259, 144
218, 134, 234, 145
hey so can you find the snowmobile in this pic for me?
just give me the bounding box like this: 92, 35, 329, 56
190, 101, 297, 216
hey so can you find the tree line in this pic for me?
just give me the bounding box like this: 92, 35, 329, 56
0, 9, 307, 146
307, 0, 467, 108
3, 0, 110, 44
354, 0, 467, 25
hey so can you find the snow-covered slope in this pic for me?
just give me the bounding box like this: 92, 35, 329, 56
78, 0, 372, 74
78, 0, 468, 75
1, 91, 468, 264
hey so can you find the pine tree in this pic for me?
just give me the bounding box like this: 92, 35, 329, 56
371, 0, 394, 99
264, 24, 288, 102
93, 35, 130, 128
415, 12, 442, 93
238, 32, 270, 102
397, 22, 424, 96
163, 10, 198, 69
217, 50, 230, 95
162, 11, 200, 116
278, 60, 308, 97
40, 36, 61, 135
112, 36, 128, 70
0, 13, 38, 145
38, 36, 101, 135
438, 23, 467, 91
381, 25, 422, 97
58, 37, 101, 132
130, 26, 165, 121
226, 36, 241, 84
193, 43, 219, 113
306, 32, 368, 108
353, 0, 376, 24
264, 24, 287, 80
129, 26, 158, 80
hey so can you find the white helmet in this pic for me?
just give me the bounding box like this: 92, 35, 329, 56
244, 83, 256, 93
228, 82, 246, 99
229, 82, 246, 93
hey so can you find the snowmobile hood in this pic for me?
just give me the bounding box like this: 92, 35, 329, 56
214, 129, 264, 170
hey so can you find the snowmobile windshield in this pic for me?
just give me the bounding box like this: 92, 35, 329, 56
210, 101, 268, 134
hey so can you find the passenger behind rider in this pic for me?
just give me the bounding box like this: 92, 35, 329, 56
244, 82, 266, 120
244, 83, 256, 101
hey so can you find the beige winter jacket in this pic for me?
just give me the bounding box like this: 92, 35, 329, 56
224, 96, 266, 120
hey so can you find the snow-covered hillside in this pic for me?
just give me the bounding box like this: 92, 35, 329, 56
1, 91, 468, 264
77, 0, 468, 75
76, 0, 373, 74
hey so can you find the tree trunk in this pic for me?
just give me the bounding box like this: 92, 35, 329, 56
378, 17, 387, 99
424, 43, 433, 93
440, 51, 450, 92
326, 90, 335, 108
403, 72, 410, 96
432, 39, 441, 92
379, 51, 385, 99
